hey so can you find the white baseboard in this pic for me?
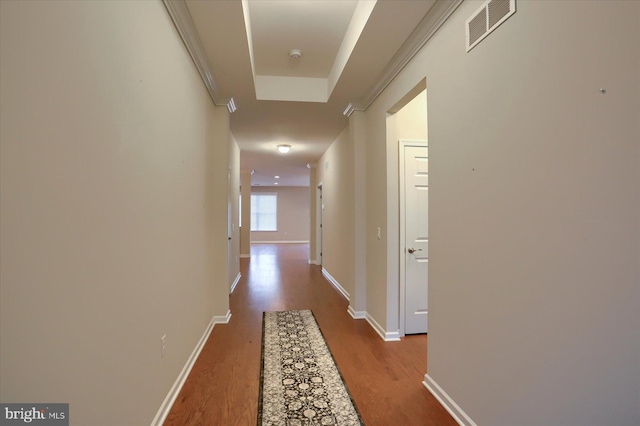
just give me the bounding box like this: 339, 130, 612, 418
321, 268, 350, 301
151, 310, 230, 426
251, 240, 310, 244
308, 259, 318, 265
320, 271, 398, 342
239, 254, 251, 258
345, 308, 401, 341
347, 305, 366, 319
230, 273, 241, 293
365, 313, 401, 341
213, 310, 232, 325
423, 374, 477, 426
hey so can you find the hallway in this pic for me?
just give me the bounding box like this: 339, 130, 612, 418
165, 244, 455, 425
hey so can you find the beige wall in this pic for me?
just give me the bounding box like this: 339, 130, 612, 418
250, 186, 310, 242
212, 109, 231, 306
229, 136, 241, 287
309, 166, 318, 263
395, 89, 427, 141
350, 111, 367, 314
364, 1, 640, 425
0, 1, 230, 425
317, 129, 356, 302
311, 112, 367, 315
240, 170, 252, 256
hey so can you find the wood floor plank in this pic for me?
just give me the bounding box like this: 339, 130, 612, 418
164, 244, 456, 426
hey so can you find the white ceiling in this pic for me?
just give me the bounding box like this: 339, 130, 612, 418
183, 0, 440, 186
249, 0, 358, 78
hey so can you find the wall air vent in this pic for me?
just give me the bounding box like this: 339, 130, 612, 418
466, 0, 516, 52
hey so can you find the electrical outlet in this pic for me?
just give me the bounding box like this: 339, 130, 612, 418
376, 227, 381, 240
161, 335, 167, 358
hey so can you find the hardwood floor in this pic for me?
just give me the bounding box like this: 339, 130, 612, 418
164, 244, 456, 426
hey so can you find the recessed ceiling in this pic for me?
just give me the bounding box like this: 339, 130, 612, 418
243, 0, 375, 103
183, 0, 440, 187
249, 1, 358, 78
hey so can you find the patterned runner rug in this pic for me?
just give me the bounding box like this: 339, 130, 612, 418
258, 310, 365, 426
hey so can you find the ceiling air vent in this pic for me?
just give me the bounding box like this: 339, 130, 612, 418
466, 0, 516, 52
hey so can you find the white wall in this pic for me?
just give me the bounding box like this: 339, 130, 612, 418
250, 186, 310, 242
364, 1, 640, 425
0, 1, 231, 424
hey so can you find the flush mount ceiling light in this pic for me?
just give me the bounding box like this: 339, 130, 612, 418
277, 144, 291, 154
289, 49, 302, 59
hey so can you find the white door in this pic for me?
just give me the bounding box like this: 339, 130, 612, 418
404, 145, 429, 334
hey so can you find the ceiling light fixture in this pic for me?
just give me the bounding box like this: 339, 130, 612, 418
275, 176, 280, 179
277, 144, 291, 154
289, 49, 302, 59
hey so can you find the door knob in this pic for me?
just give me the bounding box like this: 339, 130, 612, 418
407, 247, 422, 254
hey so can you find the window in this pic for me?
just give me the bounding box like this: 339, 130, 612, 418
251, 193, 277, 231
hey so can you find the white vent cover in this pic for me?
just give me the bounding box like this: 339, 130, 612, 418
466, 0, 516, 52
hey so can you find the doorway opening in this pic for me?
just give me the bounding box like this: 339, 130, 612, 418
386, 82, 428, 337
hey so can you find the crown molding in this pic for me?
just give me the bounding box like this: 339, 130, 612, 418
345, 0, 463, 113
163, 0, 237, 113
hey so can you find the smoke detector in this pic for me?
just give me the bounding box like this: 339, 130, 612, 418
289, 49, 302, 59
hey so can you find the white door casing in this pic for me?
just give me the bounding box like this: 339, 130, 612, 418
400, 142, 429, 334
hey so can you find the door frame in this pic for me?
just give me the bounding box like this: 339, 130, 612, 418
399, 139, 428, 337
